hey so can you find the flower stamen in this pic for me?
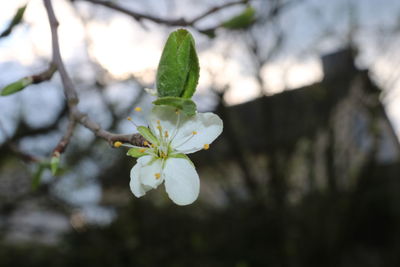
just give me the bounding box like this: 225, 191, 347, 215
116, 142, 147, 149
114, 141, 122, 148
169, 111, 181, 143
127, 117, 139, 127
203, 144, 210, 150
174, 131, 198, 149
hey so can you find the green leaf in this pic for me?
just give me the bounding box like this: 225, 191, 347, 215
127, 148, 148, 158
153, 97, 196, 116
32, 166, 44, 190
50, 155, 60, 176
169, 153, 194, 166
137, 126, 158, 144
0, 4, 28, 38
180, 34, 199, 99
1, 77, 32, 96
32, 163, 46, 190
156, 29, 199, 99
221, 6, 256, 30
199, 28, 216, 39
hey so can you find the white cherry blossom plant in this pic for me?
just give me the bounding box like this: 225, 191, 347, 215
120, 106, 223, 205
114, 29, 223, 205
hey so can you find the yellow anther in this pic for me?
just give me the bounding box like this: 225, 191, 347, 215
134, 107, 142, 112
203, 144, 210, 150
127, 117, 132, 121
157, 125, 162, 130
175, 109, 180, 114
165, 131, 169, 137
151, 143, 156, 148
114, 141, 122, 148
143, 141, 149, 146
192, 131, 197, 135
139, 148, 146, 153
155, 173, 161, 179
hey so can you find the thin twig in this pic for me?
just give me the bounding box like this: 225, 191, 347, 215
43, 0, 145, 147
79, 0, 188, 26
8, 143, 40, 162
52, 114, 77, 156
44, 0, 78, 104
0, 119, 40, 162
77, 0, 248, 30
31, 63, 57, 84
189, 0, 248, 24
11, 103, 67, 141
0, 120, 10, 141
0, 102, 67, 162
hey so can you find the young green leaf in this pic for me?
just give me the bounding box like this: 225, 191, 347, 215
181, 39, 199, 99
127, 148, 148, 158
0, 4, 28, 38
137, 126, 158, 144
153, 97, 197, 116
199, 28, 216, 39
32, 164, 45, 190
221, 6, 256, 30
156, 29, 199, 99
50, 155, 60, 176
1, 77, 32, 96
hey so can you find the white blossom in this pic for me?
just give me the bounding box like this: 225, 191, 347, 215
127, 106, 223, 205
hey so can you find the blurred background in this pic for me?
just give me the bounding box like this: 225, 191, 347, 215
1, 0, 400, 266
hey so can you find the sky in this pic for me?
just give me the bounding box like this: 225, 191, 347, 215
1, 0, 400, 104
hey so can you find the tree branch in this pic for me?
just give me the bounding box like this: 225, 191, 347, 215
189, 0, 248, 24
43, 0, 145, 147
52, 114, 77, 156
0, 120, 40, 163
77, 0, 248, 30
78, 0, 188, 26
31, 63, 57, 84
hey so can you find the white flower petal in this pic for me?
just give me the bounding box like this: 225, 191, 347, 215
148, 106, 179, 139
137, 155, 164, 189
129, 163, 148, 197
171, 112, 223, 154
163, 158, 200, 205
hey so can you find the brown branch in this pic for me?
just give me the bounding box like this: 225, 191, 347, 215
0, 102, 67, 163
44, 0, 78, 104
31, 63, 57, 84
43, 0, 145, 147
77, 0, 248, 30
52, 114, 77, 156
189, 0, 249, 24
8, 143, 40, 162
12, 102, 67, 141
0, 120, 40, 163
78, 0, 188, 26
